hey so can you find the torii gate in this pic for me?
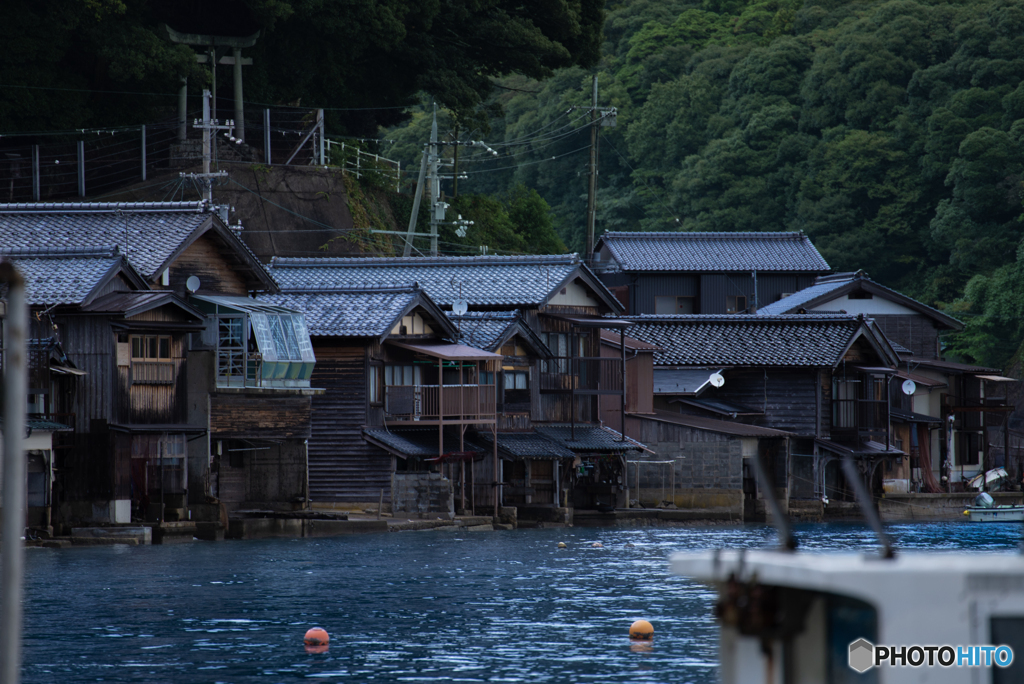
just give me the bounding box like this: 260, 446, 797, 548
164, 25, 260, 142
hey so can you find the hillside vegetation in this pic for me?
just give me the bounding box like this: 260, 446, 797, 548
386, 0, 1024, 369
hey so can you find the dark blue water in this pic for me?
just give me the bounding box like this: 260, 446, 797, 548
21, 522, 1024, 683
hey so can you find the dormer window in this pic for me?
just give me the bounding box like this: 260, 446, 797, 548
192, 295, 316, 388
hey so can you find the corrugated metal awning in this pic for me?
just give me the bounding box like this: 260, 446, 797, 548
978, 375, 1018, 382
388, 341, 502, 361
895, 369, 946, 388
815, 438, 903, 456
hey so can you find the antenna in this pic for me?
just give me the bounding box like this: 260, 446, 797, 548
186, 275, 201, 293
901, 379, 916, 395
709, 372, 725, 388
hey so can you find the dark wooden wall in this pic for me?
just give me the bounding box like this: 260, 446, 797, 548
690, 368, 821, 436
308, 342, 393, 503
163, 234, 249, 295
871, 314, 941, 359
210, 393, 312, 439
597, 273, 817, 315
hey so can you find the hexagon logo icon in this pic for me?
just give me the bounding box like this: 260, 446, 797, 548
849, 638, 875, 673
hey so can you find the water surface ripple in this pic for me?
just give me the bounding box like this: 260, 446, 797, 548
22, 522, 1024, 683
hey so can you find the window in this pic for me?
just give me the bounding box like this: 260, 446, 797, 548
217, 316, 247, 382
130, 334, 173, 384
726, 295, 747, 314
369, 364, 382, 404
848, 291, 874, 300
654, 296, 695, 315
385, 365, 420, 386
542, 332, 569, 373
504, 370, 529, 390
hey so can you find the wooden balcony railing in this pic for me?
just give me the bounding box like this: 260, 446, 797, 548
497, 412, 532, 432
385, 384, 496, 422
832, 399, 888, 432
539, 357, 623, 393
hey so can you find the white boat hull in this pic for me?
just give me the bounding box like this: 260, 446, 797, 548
964, 505, 1024, 522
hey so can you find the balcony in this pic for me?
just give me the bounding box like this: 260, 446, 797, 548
539, 357, 623, 395
832, 398, 889, 439
385, 384, 496, 424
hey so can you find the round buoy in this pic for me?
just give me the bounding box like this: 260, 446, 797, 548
630, 620, 654, 641
304, 627, 329, 646
557, 542, 567, 549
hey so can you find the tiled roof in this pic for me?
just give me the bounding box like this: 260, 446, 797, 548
756, 271, 962, 329
534, 424, 645, 452
363, 428, 482, 459
473, 431, 576, 460
268, 254, 602, 308
755, 279, 850, 315
448, 311, 518, 351
0, 202, 210, 279
259, 286, 423, 338
596, 231, 830, 273
0, 247, 128, 306
623, 314, 870, 367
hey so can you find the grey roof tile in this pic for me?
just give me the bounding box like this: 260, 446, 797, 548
755, 279, 850, 315
533, 424, 645, 452
269, 255, 588, 307
597, 231, 830, 272
259, 287, 422, 337
0, 202, 210, 279
363, 428, 482, 459
447, 311, 518, 351
0, 247, 124, 305
755, 272, 961, 329
473, 431, 577, 460
622, 314, 867, 367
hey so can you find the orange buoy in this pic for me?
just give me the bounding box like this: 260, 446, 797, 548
629, 619, 654, 640
304, 627, 329, 646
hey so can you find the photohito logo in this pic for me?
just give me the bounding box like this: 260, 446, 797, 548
849, 639, 1014, 672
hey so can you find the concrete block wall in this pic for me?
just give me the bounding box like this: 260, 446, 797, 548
392, 472, 454, 517
630, 436, 744, 510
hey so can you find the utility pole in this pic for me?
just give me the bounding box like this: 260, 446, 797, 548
184, 89, 232, 203
378, 105, 483, 255
585, 74, 598, 265
582, 76, 616, 265
428, 104, 442, 257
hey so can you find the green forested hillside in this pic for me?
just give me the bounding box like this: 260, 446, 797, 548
386, 0, 1024, 369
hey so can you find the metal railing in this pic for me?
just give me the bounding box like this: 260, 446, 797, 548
832, 399, 888, 432
324, 139, 401, 192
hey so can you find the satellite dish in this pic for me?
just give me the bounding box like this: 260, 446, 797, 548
452, 299, 469, 316
709, 372, 725, 388
902, 379, 917, 396
186, 275, 201, 293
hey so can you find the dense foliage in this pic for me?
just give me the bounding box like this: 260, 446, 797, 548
0, 0, 603, 134
387, 0, 1024, 369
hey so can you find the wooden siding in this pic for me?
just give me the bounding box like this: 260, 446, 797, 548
56, 315, 117, 429
871, 314, 941, 360
163, 234, 249, 295
308, 344, 393, 502
210, 393, 312, 439
691, 369, 820, 436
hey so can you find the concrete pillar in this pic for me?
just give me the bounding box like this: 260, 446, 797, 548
233, 48, 245, 141
178, 77, 188, 142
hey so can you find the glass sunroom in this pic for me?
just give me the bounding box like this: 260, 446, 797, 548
191, 295, 315, 388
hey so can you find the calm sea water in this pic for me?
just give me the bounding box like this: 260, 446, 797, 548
20, 522, 1024, 683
